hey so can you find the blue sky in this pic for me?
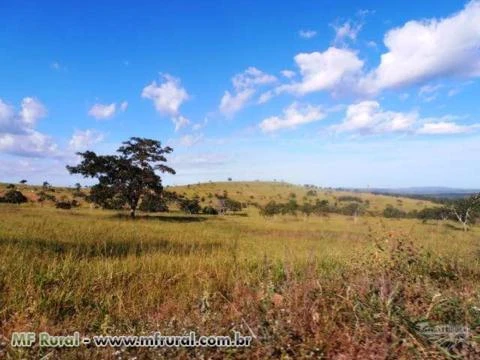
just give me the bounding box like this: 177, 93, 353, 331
1, 0, 480, 188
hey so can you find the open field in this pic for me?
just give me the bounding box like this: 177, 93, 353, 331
0, 183, 479, 358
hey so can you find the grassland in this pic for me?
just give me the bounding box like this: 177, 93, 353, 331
0, 182, 479, 358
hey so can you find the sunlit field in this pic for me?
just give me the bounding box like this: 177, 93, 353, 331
1, 183, 479, 358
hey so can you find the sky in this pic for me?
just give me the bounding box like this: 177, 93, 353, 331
1, 0, 480, 188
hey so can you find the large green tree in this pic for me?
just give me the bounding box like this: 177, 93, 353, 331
67, 137, 175, 218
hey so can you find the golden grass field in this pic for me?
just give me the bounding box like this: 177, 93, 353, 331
0, 182, 479, 359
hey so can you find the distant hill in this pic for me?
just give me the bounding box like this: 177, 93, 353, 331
362, 187, 479, 199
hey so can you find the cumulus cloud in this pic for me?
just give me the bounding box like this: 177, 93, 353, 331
334, 101, 417, 134
142, 74, 190, 130
299, 30, 317, 39
219, 67, 276, 116
88, 103, 116, 119
259, 102, 326, 132
0, 97, 57, 157
142, 74, 188, 116
278, 47, 364, 96
361, 1, 480, 92
333, 101, 478, 136
69, 129, 104, 151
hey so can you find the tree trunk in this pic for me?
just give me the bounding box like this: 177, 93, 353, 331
130, 208, 136, 218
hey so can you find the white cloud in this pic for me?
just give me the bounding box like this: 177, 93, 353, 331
219, 88, 255, 116
88, 103, 116, 119
334, 101, 417, 134
361, 1, 480, 92
232, 67, 277, 91
69, 129, 104, 151
280, 70, 296, 79
257, 91, 274, 104
259, 102, 326, 132
0, 97, 56, 157
299, 30, 317, 39
332, 21, 362, 44
172, 115, 190, 131
142, 74, 190, 130
192, 117, 208, 131
219, 67, 276, 116
417, 122, 480, 135
278, 47, 364, 95
179, 133, 204, 147
0, 130, 57, 157
142, 74, 189, 116
119, 101, 128, 112
418, 84, 443, 102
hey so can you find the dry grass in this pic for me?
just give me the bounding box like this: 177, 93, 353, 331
0, 183, 479, 359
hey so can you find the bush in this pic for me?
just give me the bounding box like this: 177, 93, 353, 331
139, 193, 169, 213
37, 191, 56, 203
224, 198, 242, 212
337, 195, 363, 203
55, 201, 72, 210
0, 190, 28, 204
383, 205, 406, 218
55, 200, 79, 210
202, 206, 218, 215
179, 198, 201, 214
339, 202, 365, 216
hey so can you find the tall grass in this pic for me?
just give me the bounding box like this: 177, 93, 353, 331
0, 204, 479, 358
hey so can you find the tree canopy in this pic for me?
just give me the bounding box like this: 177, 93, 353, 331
66, 137, 175, 217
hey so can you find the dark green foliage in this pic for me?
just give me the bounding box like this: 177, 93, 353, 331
55, 200, 79, 210
261, 200, 281, 217
202, 206, 218, 215
383, 205, 407, 218
306, 189, 317, 197
416, 207, 450, 221
223, 198, 242, 212
67, 137, 175, 218
339, 202, 366, 216
37, 191, 56, 203
337, 195, 363, 203
0, 190, 28, 204
139, 193, 169, 213
179, 198, 201, 214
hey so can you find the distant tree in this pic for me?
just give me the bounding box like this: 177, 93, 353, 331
383, 205, 406, 219
66, 137, 175, 218
42, 181, 51, 190
74, 183, 82, 191
179, 198, 201, 214
301, 202, 314, 217
228, 177, 232, 182
261, 200, 281, 217
448, 194, 480, 232
224, 198, 242, 212
19, 179, 27, 184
